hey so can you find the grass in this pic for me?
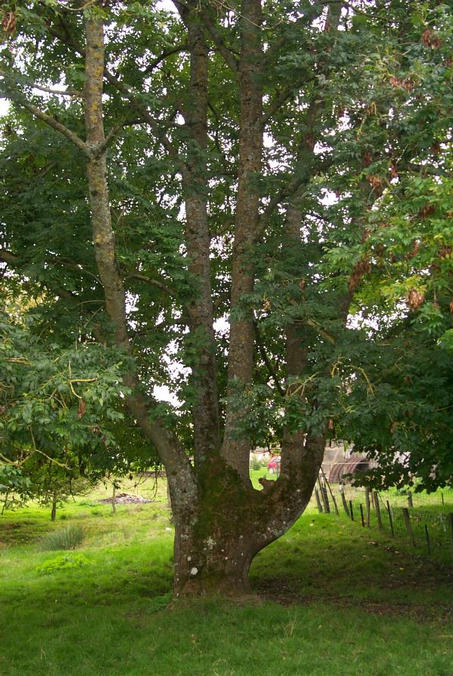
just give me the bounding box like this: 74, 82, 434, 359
0, 476, 452, 675
39, 524, 85, 551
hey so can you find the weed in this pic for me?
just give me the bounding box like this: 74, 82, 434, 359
36, 553, 90, 575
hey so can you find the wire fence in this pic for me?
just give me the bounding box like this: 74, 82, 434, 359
314, 478, 453, 563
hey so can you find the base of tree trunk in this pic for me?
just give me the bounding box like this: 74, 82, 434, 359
173, 523, 258, 599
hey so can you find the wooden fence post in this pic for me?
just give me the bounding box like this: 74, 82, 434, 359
339, 484, 350, 518
314, 488, 323, 513
386, 500, 394, 537
365, 488, 371, 527
424, 524, 431, 555
359, 504, 365, 527
349, 500, 354, 521
373, 492, 383, 530
321, 483, 330, 513
402, 507, 415, 546
321, 468, 339, 515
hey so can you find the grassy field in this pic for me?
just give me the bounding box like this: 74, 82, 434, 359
0, 476, 452, 675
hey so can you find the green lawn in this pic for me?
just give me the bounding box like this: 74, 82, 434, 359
0, 478, 452, 675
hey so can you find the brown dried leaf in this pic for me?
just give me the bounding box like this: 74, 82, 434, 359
407, 289, 425, 311
2, 11, 16, 35
77, 399, 87, 420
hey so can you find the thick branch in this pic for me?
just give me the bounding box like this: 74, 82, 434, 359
82, 11, 195, 492
0, 72, 90, 157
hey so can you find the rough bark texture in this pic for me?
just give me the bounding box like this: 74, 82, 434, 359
181, 9, 220, 465
173, 459, 261, 597
172, 453, 319, 598
85, 18, 129, 351
222, 0, 263, 481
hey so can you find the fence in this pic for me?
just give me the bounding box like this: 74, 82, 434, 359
314, 477, 453, 562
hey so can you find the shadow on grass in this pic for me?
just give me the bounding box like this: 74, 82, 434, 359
251, 513, 453, 615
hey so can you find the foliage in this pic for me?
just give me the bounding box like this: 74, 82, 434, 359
0, 464, 32, 510
36, 551, 89, 574
0, 310, 159, 507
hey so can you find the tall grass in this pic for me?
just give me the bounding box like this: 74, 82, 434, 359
39, 523, 85, 551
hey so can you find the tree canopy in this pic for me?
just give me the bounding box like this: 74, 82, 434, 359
1, 0, 452, 596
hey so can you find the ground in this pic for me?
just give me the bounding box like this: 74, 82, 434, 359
0, 476, 452, 675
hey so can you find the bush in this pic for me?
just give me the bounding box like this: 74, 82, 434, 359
39, 524, 85, 551
36, 553, 89, 575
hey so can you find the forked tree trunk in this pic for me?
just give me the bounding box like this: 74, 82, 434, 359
37, 3, 325, 599
171, 454, 320, 598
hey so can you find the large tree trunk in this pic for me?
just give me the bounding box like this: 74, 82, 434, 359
172, 453, 319, 597
172, 460, 268, 598
173, 508, 259, 597
180, 6, 220, 464
222, 0, 263, 481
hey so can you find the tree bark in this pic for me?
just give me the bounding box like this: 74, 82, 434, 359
181, 7, 220, 465
173, 473, 261, 597
222, 0, 263, 481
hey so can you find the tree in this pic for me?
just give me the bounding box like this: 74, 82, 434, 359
1, 0, 451, 597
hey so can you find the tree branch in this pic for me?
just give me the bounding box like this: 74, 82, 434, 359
125, 273, 176, 297
47, 14, 185, 168
29, 83, 83, 98
0, 70, 90, 156
254, 321, 285, 396
142, 43, 188, 75
200, 9, 239, 73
